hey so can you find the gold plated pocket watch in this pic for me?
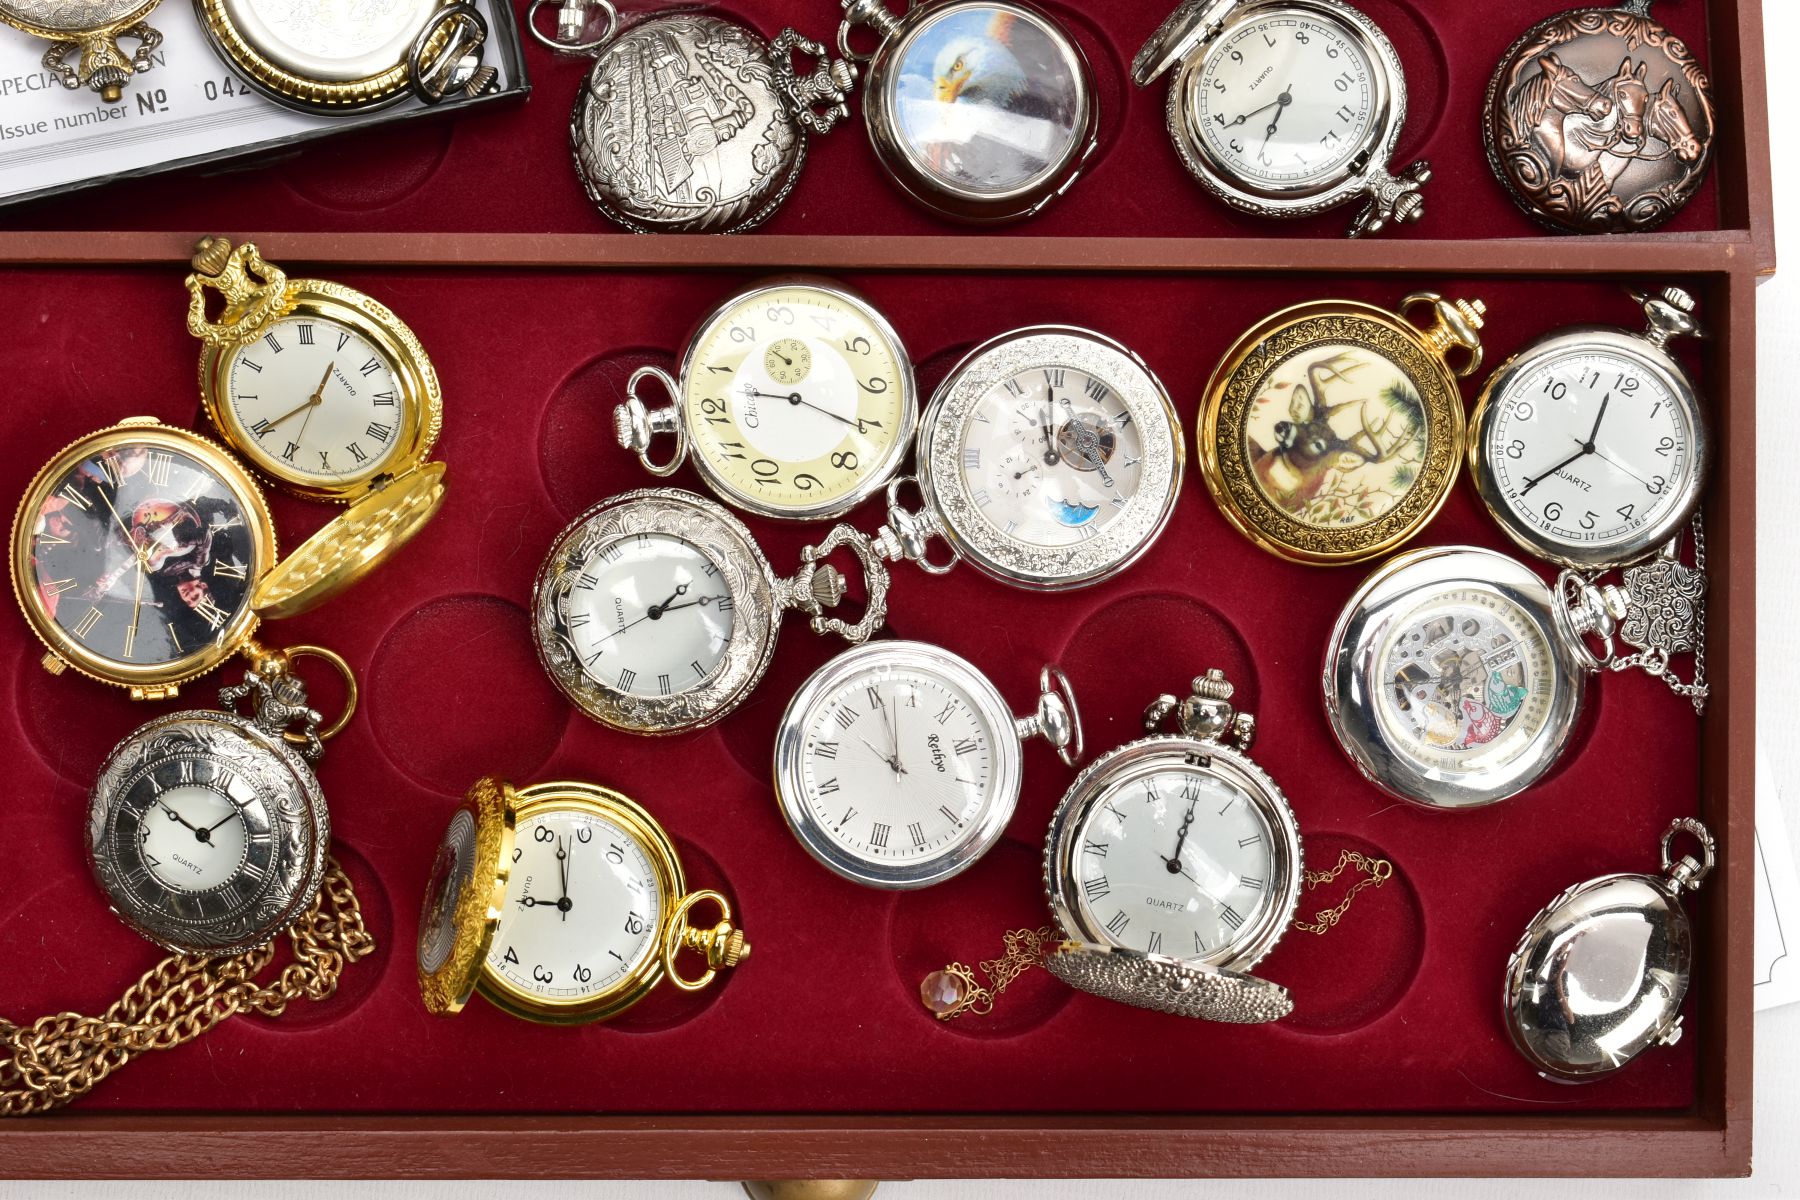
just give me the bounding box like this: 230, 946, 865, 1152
0, 0, 161, 101
419, 777, 749, 1026
1199, 292, 1486, 565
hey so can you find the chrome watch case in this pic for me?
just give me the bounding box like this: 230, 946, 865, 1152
873, 325, 1184, 591
1133, 0, 1429, 237
837, 0, 1099, 223
775, 641, 1081, 890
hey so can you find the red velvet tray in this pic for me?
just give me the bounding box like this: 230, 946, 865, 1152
0, 247, 1755, 1177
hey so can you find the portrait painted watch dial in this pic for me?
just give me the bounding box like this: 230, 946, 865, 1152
616, 280, 917, 522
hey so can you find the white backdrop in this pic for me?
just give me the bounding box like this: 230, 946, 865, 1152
7, 6, 1799, 1197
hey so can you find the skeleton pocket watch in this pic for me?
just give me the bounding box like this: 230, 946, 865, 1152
836, 0, 1099, 223
1323, 543, 1706, 811
776, 642, 1082, 890
0, 0, 161, 102
419, 778, 749, 1025
872, 326, 1183, 591
1484, 0, 1715, 235
1133, 0, 1431, 237
532, 488, 890, 736
616, 279, 917, 521
531, 0, 856, 233
1200, 292, 1485, 566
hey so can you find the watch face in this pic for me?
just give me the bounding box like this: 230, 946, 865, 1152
222, 313, 409, 486
560, 532, 737, 700
683, 284, 912, 517
887, 3, 1088, 198
21, 436, 263, 675
1480, 348, 1697, 559
1192, 8, 1380, 190
221, 0, 436, 81
1070, 765, 1279, 964
484, 806, 664, 1005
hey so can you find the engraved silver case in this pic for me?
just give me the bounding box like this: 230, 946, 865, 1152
908, 325, 1183, 590
86, 709, 330, 956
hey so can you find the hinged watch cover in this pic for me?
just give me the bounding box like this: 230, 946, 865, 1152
1045, 941, 1293, 1023
417, 777, 517, 1016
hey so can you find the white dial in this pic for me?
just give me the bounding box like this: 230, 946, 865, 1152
1482, 350, 1696, 553
484, 808, 664, 1002
224, 314, 408, 484
138, 782, 249, 893
796, 664, 998, 866
1072, 767, 1276, 963
1193, 11, 1379, 188
561, 532, 737, 700
958, 366, 1146, 548
224, 0, 436, 81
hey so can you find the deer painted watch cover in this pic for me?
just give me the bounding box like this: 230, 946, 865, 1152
1198, 293, 1485, 566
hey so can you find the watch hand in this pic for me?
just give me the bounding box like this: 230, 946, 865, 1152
742, 387, 873, 435
557, 836, 571, 922
261, 368, 333, 433
1258, 86, 1292, 161
646, 582, 690, 620
126, 554, 144, 655
203, 811, 238, 834
1040, 403, 1060, 467
96, 485, 147, 566
159, 803, 201, 833
1588, 441, 1655, 489
1584, 391, 1612, 447
1221, 96, 1284, 129
856, 735, 906, 777
1167, 799, 1197, 874
1521, 445, 1592, 495
653, 593, 728, 617
887, 685, 905, 775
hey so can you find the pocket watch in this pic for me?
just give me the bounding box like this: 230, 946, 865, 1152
532, 488, 890, 735
1199, 292, 1485, 566
835, 0, 1098, 223
1470, 287, 1707, 571
1133, 0, 1431, 237
87, 644, 353, 955
616, 278, 917, 521
1322, 542, 1705, 811
0, 0, 160, 101
532, 0, 856, 234
1484, 0, 1715, 234
418, 777, 749, 1025
775, 642, 1082, 890
1504, 818, 1712, 1081
872, 326, 1183, 591
185, 237, 448, 620
197, 0, 492, 111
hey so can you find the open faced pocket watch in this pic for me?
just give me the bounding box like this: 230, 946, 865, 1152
1484, 0, 1714, 235
532, 488, 890, 735
418, 777, 748, 1025
197, 0, 492, 111
0, 0, 161, 102
835, 0, 1098, 223
530, 0, 856, 233
872, 326, 1183, 591
1133, 0, 1431, 237
1200, 291, 1485, 566
1505, 818, 1712, 1081
616, 278, 917, 521
775, 642, 1082, 890
1323, 543, 1705, 811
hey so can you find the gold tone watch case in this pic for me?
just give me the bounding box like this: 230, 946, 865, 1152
9, 418, 277, 701
0, 0, 161, 101
1198, 292, 1485, 566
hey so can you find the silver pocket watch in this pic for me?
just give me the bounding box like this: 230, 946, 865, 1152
531, 0, 856, 233
1323, 543, 1705, 811
86, 651, 347, 955
531, 488, 890, 736
775, 641, 1081, 890
615, 279, 918, 522
1133, 0, 1429, 237
836, 0, 1099, 222
1504, 818, 1713, 1081
872, 325, 1184, 591
1041, 670, 1302, 1022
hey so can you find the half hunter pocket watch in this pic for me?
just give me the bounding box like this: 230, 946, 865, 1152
775, 642, 1082, 889
1323, 543, 1705, 811
419, 778, 749, 1025
873, 326, 1183, 590
197, 0, 491, 111
616, 278, 917, 521
532, 488, 890, 735
532, 0, 856, 233
836, 0, 1098, 223
0, 0, 160, 102
1200, 292, 1484, 566
1133, 0, 1431, 237
1484, 0, 1714, 235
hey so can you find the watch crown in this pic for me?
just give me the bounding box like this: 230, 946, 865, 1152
1661, 287, 1696, 314
720, 928, 751, 968
190, 235, 234, 277
39, 652, 66, 676
809, 564, 848, 610
1190, 667, 1234, 702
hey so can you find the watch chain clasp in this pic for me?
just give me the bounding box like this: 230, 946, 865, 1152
1347, 160, 1432, 239
787, 524, 890, 644
1553, 530, 1709, 712
616, 365, 689, 477
41, 20, 162, 102
185, 238, 292, 348
223, 641, 359, 760
837, 0, 903, 64
1400, 291, 1486, 378
663, 889, 750, 992
526, 0, 616, 54
1145, 668, 1255, 751
409, 2, 494, 104
1632, 286, 1704, 350
1015, 664, 1085, 769
771, 28, 856, 135
871, 476, 961, 575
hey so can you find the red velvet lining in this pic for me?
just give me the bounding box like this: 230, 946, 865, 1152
0, 265, 1707, 1115
7, 0, 1725, 239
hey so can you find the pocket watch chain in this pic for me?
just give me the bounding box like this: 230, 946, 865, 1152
0, 863, 372, 1116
